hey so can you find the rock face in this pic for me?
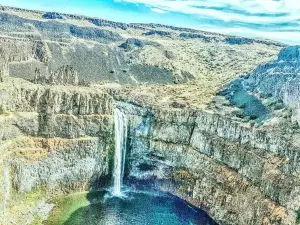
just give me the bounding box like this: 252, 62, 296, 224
121, 103, 300, 225
12, 137, 109, 193
34, 65, 82, 85
0, 81, 115, 224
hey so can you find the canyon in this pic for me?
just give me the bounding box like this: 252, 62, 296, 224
0, 5, 299, 225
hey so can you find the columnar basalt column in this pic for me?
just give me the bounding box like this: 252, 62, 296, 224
0, 63, 9, 82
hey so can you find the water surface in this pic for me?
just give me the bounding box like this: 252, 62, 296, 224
46, 189, 217, 225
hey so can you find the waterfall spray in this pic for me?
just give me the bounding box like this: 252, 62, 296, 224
113, 108, 128, 196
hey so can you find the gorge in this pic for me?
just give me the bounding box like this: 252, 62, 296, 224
0, 4, 299, 225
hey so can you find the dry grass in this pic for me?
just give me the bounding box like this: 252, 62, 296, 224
112, 38, 280, 110
0, 6, 282, 110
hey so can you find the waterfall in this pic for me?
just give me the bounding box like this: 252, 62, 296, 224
113, 108, 128, 196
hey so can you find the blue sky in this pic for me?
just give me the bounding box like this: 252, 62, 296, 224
0, 0, 299, 44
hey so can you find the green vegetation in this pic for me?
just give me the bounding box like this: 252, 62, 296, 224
23, 188, 46, 207
45, 192, 89, 225
30, 215, 43, 225
265, 98, 284, 110
296, 210, 300, 224
231, 109, 259, 121
8, 187, 47, 225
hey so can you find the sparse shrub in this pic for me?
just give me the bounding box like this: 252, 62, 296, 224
170, 101, 186, 108
143, 30, 171, 36
0, 104, 4, 114
273, 102, 284, 110
254, 121, 264, 128
43, 12, 65, 19
249, 120, 255, 127
265, 99, 276, 107
0, 104, 8, 115
242, 116, 251, 122
249, 114, 258, 120
260, 92, 272, 99
173, 169, 194, 182
164, 50, 175, 59
31, 215, 43, 225
292, 122, 299, 130
265, 98, 284, 110
222, 101, 232, 107
232, 110, 245, 119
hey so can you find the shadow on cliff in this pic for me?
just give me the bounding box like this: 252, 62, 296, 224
216, 46, 300, 123
218, 79, 270, 122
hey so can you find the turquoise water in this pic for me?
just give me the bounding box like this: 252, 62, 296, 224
60, 189, 217, 225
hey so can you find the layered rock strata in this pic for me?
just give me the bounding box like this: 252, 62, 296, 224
120, 103, 300, 225
0, 81, 114, 224
0, 78, 299, 225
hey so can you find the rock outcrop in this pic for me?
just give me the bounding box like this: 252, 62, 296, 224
0, 63, 8, 82
220, 46, 300, 125
34, 65, 82, 85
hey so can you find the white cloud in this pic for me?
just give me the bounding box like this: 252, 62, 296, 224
150, 7, 167, 14
200, 26, 300, 44
116, 0, 300, 44
118, 0, 300, 23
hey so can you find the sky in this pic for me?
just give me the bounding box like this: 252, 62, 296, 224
0, 0, 299, 45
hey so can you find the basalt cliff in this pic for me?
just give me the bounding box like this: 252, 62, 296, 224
0, 5, 299, 225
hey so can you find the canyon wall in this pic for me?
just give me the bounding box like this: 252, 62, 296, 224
120, 102, 300, 225
0, 81, 115, 224
0, 79, 299, 225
